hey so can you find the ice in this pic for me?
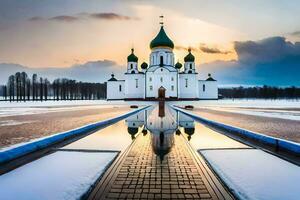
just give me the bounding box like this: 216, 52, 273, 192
0, 151, 117, 200
201, 149, 300, 200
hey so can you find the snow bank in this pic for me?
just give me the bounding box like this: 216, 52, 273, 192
0, 105, 150, 164
201, 149, 300, 200
172, 106, 300, 155
0, 151, 117, 200
172, 99, 300, 109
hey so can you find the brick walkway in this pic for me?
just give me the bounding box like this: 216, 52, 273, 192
88, 133, 233, 200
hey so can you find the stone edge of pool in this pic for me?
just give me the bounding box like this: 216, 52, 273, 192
171, 105, 300, 156
0, 105, 151, 165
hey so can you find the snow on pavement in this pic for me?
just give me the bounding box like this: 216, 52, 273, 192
201, 149, 300, 200
0, 151, 117, 200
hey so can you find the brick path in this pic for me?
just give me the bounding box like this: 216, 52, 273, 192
88, 132, 233, 200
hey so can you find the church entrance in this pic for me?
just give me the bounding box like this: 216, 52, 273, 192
158, 86, 166, 100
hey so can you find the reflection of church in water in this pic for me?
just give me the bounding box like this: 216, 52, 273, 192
125, 105, 195, 160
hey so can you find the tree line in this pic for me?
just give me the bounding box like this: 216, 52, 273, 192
0, 72, 106, 101
219, 86, 300, 99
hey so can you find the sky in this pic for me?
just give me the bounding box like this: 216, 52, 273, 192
0, 0, 300, 86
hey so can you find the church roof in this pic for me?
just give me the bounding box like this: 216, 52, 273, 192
108, 73, 117, 81
127, 48, 138, 62
206, 73, 216, 81
175, 62, 182, 69
141, 62, 148, 69
184, 48, 195, 62
150, 26, 174, 49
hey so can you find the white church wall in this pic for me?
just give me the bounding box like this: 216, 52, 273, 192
184, 62, 196, 74
127, 62, 139, 74
179, 74, 198, 99
125, 74, 145, 99
198, 80, 218, 99
107, 80, 125, 100
146, 68, 178, 98
150, 47, 174, 66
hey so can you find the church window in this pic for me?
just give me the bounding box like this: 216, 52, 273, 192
135, 79, 138, 88
161, 68, 163, 72
185, 79, 188, 88
160, 56, 164, 66
171, 77, 174, 81
190, 63, 192, 69
150, 86, 153, 91
149, 77, 152, 82
188, 70, 192, 74
130, 64, 133, 69
160, 77, 163, 82
203, 84, 206, 92
171, 85, 174, 91
119, 85, 122, 92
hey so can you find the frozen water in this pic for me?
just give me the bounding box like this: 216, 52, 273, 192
0, 151, 117, 200
201, 149, 300, 200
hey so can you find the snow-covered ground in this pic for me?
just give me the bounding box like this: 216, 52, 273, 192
0, 100, 153, 117
173, 99, 300, 121
174, 99, 300, 108
207, 107, 300, 121
201, 149, 300, 200
0, 151, 117, 200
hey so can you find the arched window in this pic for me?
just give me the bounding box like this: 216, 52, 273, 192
130, 64, 133, 69
190, 63, 192, 69
119, 85, 122, 92
160, 56, 163, 66
203, 84, 205, 92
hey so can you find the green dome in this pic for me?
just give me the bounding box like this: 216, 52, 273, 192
175, 62, 182, 69
150, 26, 174, 49
141, 62, 148, 69
127, 48, 138, 62
184, 48, 195, 62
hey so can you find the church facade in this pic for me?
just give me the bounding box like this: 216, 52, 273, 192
107, 25, 218, 100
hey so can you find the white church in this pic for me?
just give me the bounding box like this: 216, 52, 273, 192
107, 23, 218, 100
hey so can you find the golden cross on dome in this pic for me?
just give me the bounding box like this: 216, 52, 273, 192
159, 15, 164, 26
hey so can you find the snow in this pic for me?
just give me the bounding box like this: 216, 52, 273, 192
206, 107, 300, 121
0, 151, 117, 200
173, 99, 300, 109
0, 100, 154, 117
172, 106, 300, 154
0, 105, 150, 163
201, 149, 300, 200
0, 120, 35, 126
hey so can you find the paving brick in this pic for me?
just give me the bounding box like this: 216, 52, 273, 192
100, 134, 219, 199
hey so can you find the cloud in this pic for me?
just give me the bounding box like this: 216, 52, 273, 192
199, 36, 300, 86
49, 15, 79, 22
29, 16, 44, 21
174, 45, 199, 52
0, 60, 122, 84
88, 12, 137, 20
234, 36, 300, 63
29, 12, 138, 23
199, 44, 231, 54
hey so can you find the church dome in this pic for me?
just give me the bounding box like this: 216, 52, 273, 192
175, 62, 182, 69
127, 48, 138, 62
141, 62, 148, 69
184, 48, 195, 62
150, 26, 174, 49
